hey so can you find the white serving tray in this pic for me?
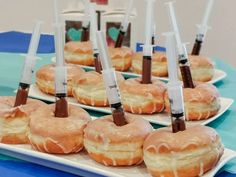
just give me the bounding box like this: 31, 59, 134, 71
28, 84, 234, 126
0, 143, 235, 177
51, 54, 227, 84
71, 65, 227, 84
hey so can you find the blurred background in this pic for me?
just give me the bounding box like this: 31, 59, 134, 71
0, 0, 235, 67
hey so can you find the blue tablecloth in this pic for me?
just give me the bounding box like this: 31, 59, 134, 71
0, 32, 236, 177
0, 31, 54, 53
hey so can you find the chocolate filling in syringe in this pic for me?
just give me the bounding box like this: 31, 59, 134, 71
115, 30, 125, 48
141, 0, 155, 84
53, 56, 69, 118
142, 25, 156, 83
114, 0, 133, 48
164, 32, 186, 133
179, 57, 195, 88
94, 53, 102, 73
191, 39, 202, 55
97, 31, 127, 126
171, 112, 186, 133
53, 0, 69, 118
191, 0, 214, 55
89, 3, 102, 73
166, 2, 194, 89
111, 102, 126, 126
151, 35, 155, 46
14, 21, 42, 107
104, 75, 127, 126
142, 56, 152, 84
81, 27, 89, 42
55, 93, 69, 118
14, 83, 29, 107
96, 10, 101, 30
151, 35, 155, 53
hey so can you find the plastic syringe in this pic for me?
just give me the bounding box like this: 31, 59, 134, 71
191, 0, 214, 55
142, 0, 156, 84
89, 3, 102, 73
152, 23, 156, 53
96, 31, 126, 126
14, 21, 42, 107
81, 0, 90, 41
114, 0, 134, 48
53, 0, 68, 118
166, 1, 194, 88
164, 32, 186, 133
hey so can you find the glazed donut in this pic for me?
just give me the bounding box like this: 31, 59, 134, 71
120, 78, 166, 114
165, 83, 221, 120
84, 115, 153, 166
36, 64, 84, 96
132, 52, 168, 77
143, 125, 224, 177
108, 47, 133, 71
0, 96, 46, 144
64, 41, 94, 66
72, 71, 124, 107
29, 104, 91, 154
180, 55, 214, 82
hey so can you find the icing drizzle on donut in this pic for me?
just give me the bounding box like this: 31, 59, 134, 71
199, 162, 204, 176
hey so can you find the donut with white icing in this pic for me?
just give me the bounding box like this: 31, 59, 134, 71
64, 41, 94, 66
72, 71, 124, 107
29, 104, 91, 154
108, 47, 133, 71
120, 78, 166, 114
36, 64, 84, 96
187, 55, 214, 82
143, 125, 224, 177
0, 96, 46, 144
132, 52, 168, 77
84, 115, 153, 166
164, 83, 220, 120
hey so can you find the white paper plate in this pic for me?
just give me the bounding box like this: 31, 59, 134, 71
28, 84, 234, 126
0, 143, 235, 177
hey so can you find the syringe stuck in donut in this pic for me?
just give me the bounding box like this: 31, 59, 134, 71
142, 0, 156, 84
53, 0, 68, 118
28, 0, 91, 154
119, 0, 166, 115
164, 32, 186, 133
96, 31, 126, 126
192, 0, 214, 55
89, 3, 102, 73
166, 2, 194, 88
114, 0, 134, 48
143, 32, 223, 177
14, 21, 42, 107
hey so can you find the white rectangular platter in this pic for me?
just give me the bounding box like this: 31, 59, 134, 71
0, 143, 235, 177
28, 84, 234, 126
77, 65, 227, 84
